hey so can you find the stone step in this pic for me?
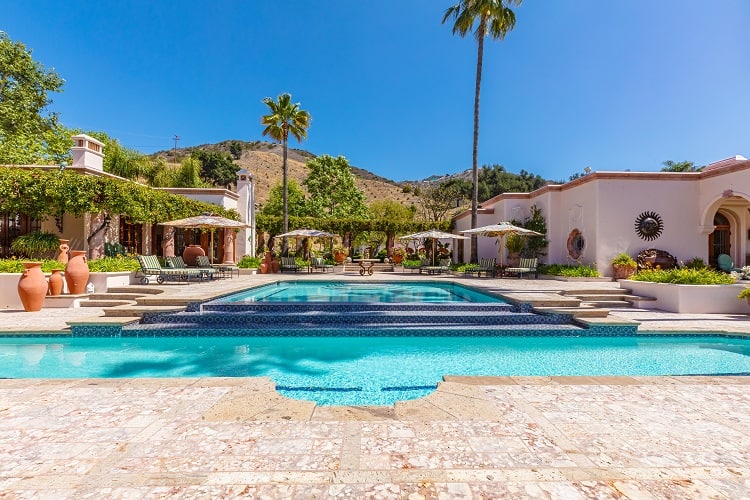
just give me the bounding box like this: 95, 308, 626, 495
106, 286, 164, 295
561, 289, 630, 296
568, 294, 629, 302
88, 293, 148, 301
81, 299, 138, 308
580, 300, 632, 308
103, 305, 186, 317
534, 306, 610, 318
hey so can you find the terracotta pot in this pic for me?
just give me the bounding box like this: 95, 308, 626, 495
17, 262, 48, 312
334, 251, 347, 264
392, 254, 403, 265
57, 239, 70, 265
271, 258, 280, 273
613, 264, 636, 280
48, 269, 64, 296
259, 262, 268, 274
65, 250, 90, 295
182, 244, 206, 266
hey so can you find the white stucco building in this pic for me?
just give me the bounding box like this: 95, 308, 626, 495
453, 155, 750, 276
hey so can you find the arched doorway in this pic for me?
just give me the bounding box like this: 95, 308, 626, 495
708, 212, 731, 267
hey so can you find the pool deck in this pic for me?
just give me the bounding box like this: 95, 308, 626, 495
2, 272, 750, 497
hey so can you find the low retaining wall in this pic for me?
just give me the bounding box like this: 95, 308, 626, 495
622, 280, 750, 314
0, 272, 137, 309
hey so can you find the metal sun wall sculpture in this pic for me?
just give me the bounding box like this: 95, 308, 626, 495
634, 211, 664, 241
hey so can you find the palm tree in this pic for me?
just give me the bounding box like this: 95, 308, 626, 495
442, 0, 521, 263
261, 93, 311, 256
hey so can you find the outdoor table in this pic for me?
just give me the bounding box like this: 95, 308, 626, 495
421, 266, 443, 275
352, 258, 379, 276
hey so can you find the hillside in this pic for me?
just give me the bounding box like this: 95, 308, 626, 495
155, 140, 423, 208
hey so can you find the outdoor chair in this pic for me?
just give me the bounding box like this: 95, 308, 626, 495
464, 258, 497, 278
439, 258, 452, 273
506, 257, 539, 279
196, 255, 239, 279
280, 256, 302, 273
166, 255, 213, 281
136, 254, 198, 284
717, 253, 742, 273
310, 257, 334, 273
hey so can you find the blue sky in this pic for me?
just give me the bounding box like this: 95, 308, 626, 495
5, 1, 749, 182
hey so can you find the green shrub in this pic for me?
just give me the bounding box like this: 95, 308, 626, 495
10, 231, 60, 259
611, 253, 636, 267
237, 255, 262, 268
87, 255, 140, 272
540, 263, 600, 277
632, 267, 736, 285
456, 263, 479, 272
0, 258, 66, 273
682, 257, 706, 270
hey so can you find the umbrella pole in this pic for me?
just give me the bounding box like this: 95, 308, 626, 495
210, 229, 215, 264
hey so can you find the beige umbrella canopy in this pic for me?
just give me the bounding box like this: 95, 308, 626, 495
159, 213, 249, 263
398, 229, 468, 266
461, 222, 542, 264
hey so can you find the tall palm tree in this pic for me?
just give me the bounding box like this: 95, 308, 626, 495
261, 93, 311, 256
442, 0, 521, 263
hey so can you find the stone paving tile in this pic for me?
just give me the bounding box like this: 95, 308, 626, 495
2, 377, 750, 496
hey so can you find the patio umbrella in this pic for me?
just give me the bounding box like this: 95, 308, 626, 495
160, 214, 249, 264
274, 229, 338, 258
461, 222, 542, 264
398, 229, 468, 266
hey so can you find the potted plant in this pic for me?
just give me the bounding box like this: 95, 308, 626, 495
392, 247, 406, 265
333, 245, 348, 264
505, 234, 525, 267
10, 231, 61, 260
612, 252, 637, 280
737, 287, 750, 306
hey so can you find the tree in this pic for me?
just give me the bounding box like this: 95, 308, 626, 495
442, 0, 522, 262
190, 149, 238, 188
661, 160, 699, 172
0, 32, 67, 164
418, 182, 464, 222
229, 141, 243, 160
303, 155, 368, 219
260, 180, 308, 217
261, 93, 311, 255
369, 199, 414, 222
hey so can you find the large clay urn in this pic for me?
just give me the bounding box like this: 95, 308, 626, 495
65, 250, 90, 295
17, 262, 48, 312
48, 269, 64, 296
57, 239, 70, 265
183, 244, 206, 266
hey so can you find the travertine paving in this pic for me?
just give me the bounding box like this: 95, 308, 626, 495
2, 376, 750, 498
2, 273, 750, 497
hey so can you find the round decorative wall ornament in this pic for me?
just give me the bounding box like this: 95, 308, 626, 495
566, 229, 585, 260
634, 211, 663, 241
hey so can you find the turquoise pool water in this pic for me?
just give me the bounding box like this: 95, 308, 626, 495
210, 281, 503, 303
1, 334, 749, 406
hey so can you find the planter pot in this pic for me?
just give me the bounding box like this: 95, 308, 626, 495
57, 239, 70, 265
48, 269, 64, 296
18, 262, 48, 312
392, 254, 403, 265
333, 251, 347, 264
65, 250, 90, 295
182, 244, 206, 267
613, 264, 636, 280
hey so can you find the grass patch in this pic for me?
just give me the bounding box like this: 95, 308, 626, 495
539, 263, 600, 278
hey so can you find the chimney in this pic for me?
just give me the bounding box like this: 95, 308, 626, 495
70, 134, 105, 171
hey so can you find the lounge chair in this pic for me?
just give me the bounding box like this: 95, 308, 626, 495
280, 256, 302, 273
439, 258, 452, 273
506, 257, 539, 279
717, 254, 742, 273
166, 255, 213, 281
136, 254, 199, 284
464, 258, 497, 278
196, 255, 239, 279
310, 257, 334, 273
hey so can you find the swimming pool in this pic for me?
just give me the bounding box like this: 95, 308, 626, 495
2, 334, 749, 406
208, 280, 504, 303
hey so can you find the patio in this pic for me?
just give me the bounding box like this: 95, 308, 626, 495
1, 274, 750, 496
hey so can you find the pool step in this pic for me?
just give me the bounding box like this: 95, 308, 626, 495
137, 307, 573, 329
199, 302, 517, 313
125, 322, 586, 336
81, 299, 138, 308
